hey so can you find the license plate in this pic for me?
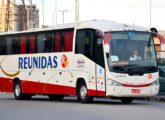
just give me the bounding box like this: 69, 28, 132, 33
132, 89, 141, 93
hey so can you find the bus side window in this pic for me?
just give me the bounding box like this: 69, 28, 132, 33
54, 29, 74, 52
20, 36, 27, 54
44, 32, 54, 52
12, 36, 20, 54
95, 35, 105, 68
76, 29, 94, 60
76, 30, 85, 54
31, 35, 36, 53
37, 33, 45, 53
0, 36, 7, 55
64, 31, 73, 51
6, 37, 12, 55
60, 32, 65, 51
55, 32, 61, 52
26, 34, 36, 53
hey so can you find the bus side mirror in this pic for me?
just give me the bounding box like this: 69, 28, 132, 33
150, 27, 158, 34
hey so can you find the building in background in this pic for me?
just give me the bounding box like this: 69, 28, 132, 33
0, 0, 19, 32
0, 0, 39, 32
26, 5, 39, 30
17, 4, 39, 31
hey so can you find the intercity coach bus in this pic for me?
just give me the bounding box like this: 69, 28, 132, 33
0, 20, 159, 103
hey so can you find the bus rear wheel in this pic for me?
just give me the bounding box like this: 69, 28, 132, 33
77, 82, 93, 103
120, 97, 134, 104
48, 94, 64, 101
13, 81, 31, 100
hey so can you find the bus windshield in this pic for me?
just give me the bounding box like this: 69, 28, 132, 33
107, 31, 158, 75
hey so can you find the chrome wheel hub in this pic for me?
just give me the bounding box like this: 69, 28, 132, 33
80, 86, 87, 100
15, 84, 20, 97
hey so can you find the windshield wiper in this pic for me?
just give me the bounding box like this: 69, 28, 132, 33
112, 66, 125, 72
111, 65, 157, 74
112, 64, 140, 72
120, 64, 140, 68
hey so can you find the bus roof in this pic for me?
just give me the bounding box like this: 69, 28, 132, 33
77, 20, 149, 32
0, 20, 149, 36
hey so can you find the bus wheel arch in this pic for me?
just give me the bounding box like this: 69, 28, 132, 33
76, 78, 93, 103
76, 78, 86, 93
13, 78, 20, 86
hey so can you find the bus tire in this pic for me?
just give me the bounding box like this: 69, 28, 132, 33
48, 94, 64, 101
120, 97, 134, 104
77, 81, 93, 103
13, 80, 25, 100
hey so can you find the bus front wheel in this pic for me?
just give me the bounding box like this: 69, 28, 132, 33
77, 82, 93, 103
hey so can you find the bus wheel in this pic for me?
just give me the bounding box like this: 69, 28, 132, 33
120, 97, 134, 104
48, 95, 64, 101
78, 82, 93, 103
14, 81, 25, 100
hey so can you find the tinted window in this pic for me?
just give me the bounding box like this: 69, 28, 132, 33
95, 35, 105, 68
0, 28, 74, 55
64, 31, 74, 51
26, 34, 36, 53
20, 36, 27, 54
55, 32, 61, 52
55, 29, 74, 52
76, 29, 95, 60
37, 33, 45, 53
45, 32, 54, 52
0, 36, 7, 55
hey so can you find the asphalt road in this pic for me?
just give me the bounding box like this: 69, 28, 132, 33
0, 94, 165, 120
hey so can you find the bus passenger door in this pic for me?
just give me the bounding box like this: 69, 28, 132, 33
96, 65, 106, 96
95, 35, 106, 96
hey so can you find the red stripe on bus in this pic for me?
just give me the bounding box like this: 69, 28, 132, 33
122, 84, 150, 87
88, 89, 97, 96
97, 91, 106, 96
0, 77, 105, 96
0, 77, 13, 93
88, 89, 105, 96
21, 80, 77, 95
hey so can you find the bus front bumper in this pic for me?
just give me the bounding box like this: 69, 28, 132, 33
106, 85, 159, 97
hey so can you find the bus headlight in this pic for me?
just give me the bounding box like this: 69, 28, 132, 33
107, 79, 122, 86
150, 80, 159, 86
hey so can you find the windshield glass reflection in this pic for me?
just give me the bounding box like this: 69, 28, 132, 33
107, 31, 158, 75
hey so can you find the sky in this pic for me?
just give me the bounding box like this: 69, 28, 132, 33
17, 0, 165, 30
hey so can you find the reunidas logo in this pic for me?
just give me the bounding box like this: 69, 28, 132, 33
61, 55, 69, 68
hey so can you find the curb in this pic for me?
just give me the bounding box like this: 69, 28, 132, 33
148, 96, 165, 102
136, 96, 165, 102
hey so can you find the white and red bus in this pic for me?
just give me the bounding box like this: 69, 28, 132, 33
0, 20, 159, 103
